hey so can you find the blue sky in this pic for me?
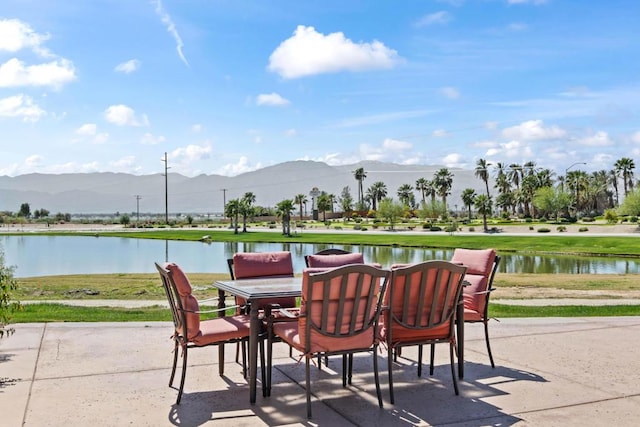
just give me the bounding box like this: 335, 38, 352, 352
1, 0, 639, 178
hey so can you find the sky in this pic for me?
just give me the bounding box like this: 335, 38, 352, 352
1, 0, 639, 179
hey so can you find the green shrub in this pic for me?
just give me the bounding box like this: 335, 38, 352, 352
468, 227, 475, 232
537, 227, 551, 233
631, 216, 638, 223
604, 209, 618, 224
1, 249, 21, 338
556, 225, 567, 232
582, 216, 595, 222
529, 226, 535, 230
579, 227, 589, 232
429, 226, 442, 232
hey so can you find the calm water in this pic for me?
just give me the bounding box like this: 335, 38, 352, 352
1, 235, 639, 277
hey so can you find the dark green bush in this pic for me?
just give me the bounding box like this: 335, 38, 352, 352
537, 227, 551, 233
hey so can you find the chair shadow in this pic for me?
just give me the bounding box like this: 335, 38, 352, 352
0, 353, 20, 392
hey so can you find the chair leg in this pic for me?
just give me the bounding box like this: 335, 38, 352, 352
373, 345, 383, 408
259, 338, 266, 397
449, 342, 459, 396
266, 330, 273, 397
218, 342, 225, 376
429, 343, 435, 375
318, 353, 323, 370
176, 346, 188, 404
387, 345, 395, 404
484, 321, 495, 368
348, 353, 353, 385
342, 354, 347, 387
306, 355, 312, 419
169, 339, 179, 387
241, 340, 247, 379
417, 344, 423, 377
235, 341, 240, 364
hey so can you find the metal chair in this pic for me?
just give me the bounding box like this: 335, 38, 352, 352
155, 262, 257, 404
381, 261, 467, 403
266, 264, 390, 418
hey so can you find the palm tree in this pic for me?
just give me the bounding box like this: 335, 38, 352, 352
433, 168, 453, 211
275, 199, 295, 236
475, 158, 491, 199
317, 191, 332, 221
240, 192, 256, 232
474, 194, 492, 232
353, 167, 367, 209
367, 181, 387, 211
615, 157, 635, 196
225, 199, 241, 234
608, 168, 620, 206
461, 188, 477, 221
294, 194, 307, 220
397, 184, 414, 207
415, 178, 430, 204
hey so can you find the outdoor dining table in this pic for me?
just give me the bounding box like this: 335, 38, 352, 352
214, 275, 466, 404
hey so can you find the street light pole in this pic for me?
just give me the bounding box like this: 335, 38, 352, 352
161, 152, 170, 224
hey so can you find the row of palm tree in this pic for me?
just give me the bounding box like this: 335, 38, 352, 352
225, 157, 636, 235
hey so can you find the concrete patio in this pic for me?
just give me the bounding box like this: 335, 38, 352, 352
2, 316, 639, 426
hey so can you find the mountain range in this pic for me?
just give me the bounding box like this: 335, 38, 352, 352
0, 161, 492, 215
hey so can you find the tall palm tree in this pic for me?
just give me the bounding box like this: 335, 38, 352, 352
397, 184, 414, 207
415, 178, 430, 204
461, 188, 477, 221
615, 157, 635, 196
294, 193, 307, 220
474, 194, 492, 232
240, 192, 256, 232
433, 168, 453, 211
475, 158, 491, 199
353, 167, 367, 208
275, 199, 295, 236
225, 199, 241, 234
367, 181, 387, 211
608, 168, 620, 206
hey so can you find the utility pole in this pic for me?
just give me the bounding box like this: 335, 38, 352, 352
221, 188, 227, 220
161, 152, 169, 224
135, 195, 141, 227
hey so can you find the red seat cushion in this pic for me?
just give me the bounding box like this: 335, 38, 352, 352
233, 251, 293, 279
306, 253, 365, 268
193, 315, 251, 346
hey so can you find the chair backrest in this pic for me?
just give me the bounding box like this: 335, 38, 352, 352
228, 251, 296, 309
384, 261, 467, 345
299, 264, 389, 354
305, 251, 365, 268
155, 262, 201, 341
450, 248, 498, 315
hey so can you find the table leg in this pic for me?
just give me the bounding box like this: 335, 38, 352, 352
456, 299, 464, 379
218, 289, 227, 376
249, 301, 260, 404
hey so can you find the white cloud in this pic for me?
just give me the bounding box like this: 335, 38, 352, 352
507, 22, 528, 31
439, 86, 460, 99
0, 19, 51, 56
268, 25, 401, 79
256, 92, 291, 106
109, 156, 141, 173
140, 132, 166, 145
631, 131, 640, 144
104, 104, 149, 127
76, 123, 97, 136
169, 143, 212, 163
432, 129, 449, 137
115, 59, 141, 73
576, 131, 613, 147
0, 57, 76, 89
191, 124, 202, 133
416, 11, 452, 27
284, 128, 297, 137
502, 120, 566, 141
485, 121, 499, 130
0, 94, 46, 122
25, 154, 43, 167
442, 153, 463, 167
151, 0, 189, 66
215, 156, 262, 176
382, 138, 412, 151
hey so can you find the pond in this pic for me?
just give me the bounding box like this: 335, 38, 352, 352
1, 235, 639, 278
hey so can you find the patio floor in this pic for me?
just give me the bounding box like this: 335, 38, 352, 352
2, 317, 640, 426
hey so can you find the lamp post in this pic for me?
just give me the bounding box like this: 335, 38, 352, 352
565, 162, 587, 214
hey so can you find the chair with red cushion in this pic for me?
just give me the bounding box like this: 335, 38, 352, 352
227, 251, 297, 369
155, 262, 255, 404
381, 260, 467, 403
266, 264, 390, 418
304, 249, 364, 268
450, 248, 500, 368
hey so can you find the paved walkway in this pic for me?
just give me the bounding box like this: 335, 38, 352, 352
2, 317, 640, 426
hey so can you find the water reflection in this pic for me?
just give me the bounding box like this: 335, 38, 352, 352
1, 235, 639, 277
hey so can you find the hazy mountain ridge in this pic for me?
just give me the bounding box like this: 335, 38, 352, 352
0, 161, 491, 215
